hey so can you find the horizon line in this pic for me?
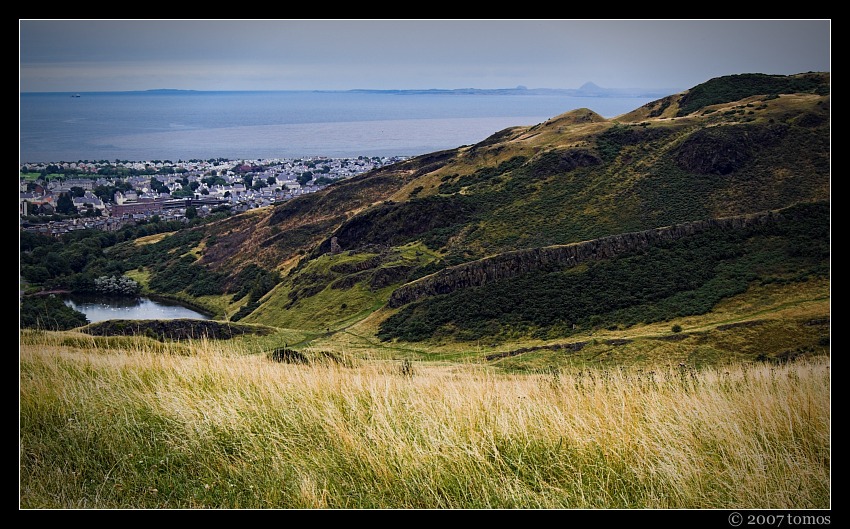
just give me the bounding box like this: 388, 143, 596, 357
21, 85, 686, 95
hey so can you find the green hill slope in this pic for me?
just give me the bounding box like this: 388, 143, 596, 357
102, 72, 829, 365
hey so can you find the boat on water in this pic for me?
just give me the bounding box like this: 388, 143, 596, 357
71, 93, 81, 98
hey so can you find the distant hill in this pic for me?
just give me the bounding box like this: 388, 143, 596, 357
105, 71, 830, 365
347, 84, 679, 99
579, 82, 603, 91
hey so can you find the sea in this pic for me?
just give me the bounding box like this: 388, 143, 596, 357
19, 90, 661, 164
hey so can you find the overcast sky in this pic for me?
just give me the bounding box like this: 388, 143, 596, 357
19, 19, 831, 93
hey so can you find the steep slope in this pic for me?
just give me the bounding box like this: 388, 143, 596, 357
114, 72, 829, 359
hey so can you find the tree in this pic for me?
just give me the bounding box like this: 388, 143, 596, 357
186, 206, 198, 219
94, 275, 141, 296
20, 264, 50, 283
56, 192, 77, 215
119, 180, 133, 191
149, 177, 167, 194
297, 171, 313, 186
70, 186, 86, 197
93, 184, 115, 203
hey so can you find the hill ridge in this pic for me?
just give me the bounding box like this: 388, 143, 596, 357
388, 205, 796, 308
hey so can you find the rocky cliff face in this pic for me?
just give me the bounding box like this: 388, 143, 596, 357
388, 209, 782, 308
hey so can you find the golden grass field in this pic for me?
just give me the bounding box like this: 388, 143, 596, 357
20, 329, 830, 509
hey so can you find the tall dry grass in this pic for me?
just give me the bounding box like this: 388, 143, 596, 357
20, 330, 830, 509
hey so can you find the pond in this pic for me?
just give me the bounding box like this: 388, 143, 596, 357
64, 295, 211, 323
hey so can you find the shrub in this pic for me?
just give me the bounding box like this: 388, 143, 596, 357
20, 295, 88, 330
94, 275, 141, 296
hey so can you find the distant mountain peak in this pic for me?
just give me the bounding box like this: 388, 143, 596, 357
578, 81, 604, 91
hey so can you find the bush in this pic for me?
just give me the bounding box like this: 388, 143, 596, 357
94, 275, 141, 296
20, 295, 88, 330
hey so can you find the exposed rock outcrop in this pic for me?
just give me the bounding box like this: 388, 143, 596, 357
388, 209, 783, 308
81, 319, 273, 341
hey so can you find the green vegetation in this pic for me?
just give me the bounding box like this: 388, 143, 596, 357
20, 295, 88, 330
326, 195, 481, 254
676, 72, 829, 116
227, 265, 282, 321
80, 319, 274, 341
20, 73, 830, 349
19, 74, 831, 507
379, 202, 828, 343
244, 242, 438, 332
20, 331, 830, 508
93, 275, 141, 296
595, 122, 673, 162
437, 155, 527, 194
20, 218, 217, 291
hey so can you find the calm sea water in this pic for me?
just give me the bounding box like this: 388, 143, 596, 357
20, 90, 658, 164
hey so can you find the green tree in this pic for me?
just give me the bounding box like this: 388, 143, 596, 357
297, 171, 313, 186
93, 184, 115, 203
186, 206, 198, 219
56, 192, 77, 215
150, 177, 167, 194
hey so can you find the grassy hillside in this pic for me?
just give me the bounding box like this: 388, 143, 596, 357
19, 72, 832, 509
253, 73, 827, 350
378, 201, 828, 343
31, 72, 829, 368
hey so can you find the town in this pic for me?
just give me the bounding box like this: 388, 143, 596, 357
19, 155, 407, 236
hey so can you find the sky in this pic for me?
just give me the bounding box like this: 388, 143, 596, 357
19, 19, 831, 93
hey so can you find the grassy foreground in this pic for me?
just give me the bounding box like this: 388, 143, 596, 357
20, 330, 830, 509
